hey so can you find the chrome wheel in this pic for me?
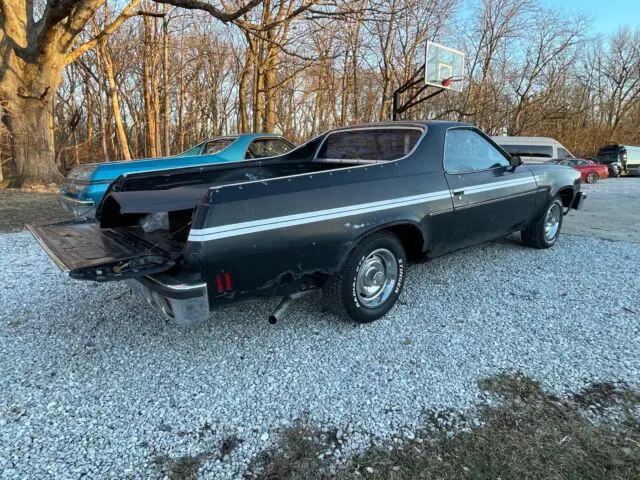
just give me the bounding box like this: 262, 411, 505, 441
355, 248, 398, 309
544, 203, 561, 241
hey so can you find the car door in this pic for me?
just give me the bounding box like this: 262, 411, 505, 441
443, 127, 538, 251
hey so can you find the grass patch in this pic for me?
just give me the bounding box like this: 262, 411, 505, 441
154, 454, 205, 480
246, 425, 330, 480
247, 373, 640, 480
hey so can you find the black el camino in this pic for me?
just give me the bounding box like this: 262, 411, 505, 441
29, 121, 585, 326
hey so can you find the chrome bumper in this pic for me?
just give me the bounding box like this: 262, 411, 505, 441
59, 195, 95, 218
571, 192, 586, 210
126, 276, 210, 328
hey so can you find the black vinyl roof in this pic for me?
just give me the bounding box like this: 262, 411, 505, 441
330, 120, 471, 131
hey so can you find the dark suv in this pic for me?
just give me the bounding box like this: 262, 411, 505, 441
594, 145, 626, 177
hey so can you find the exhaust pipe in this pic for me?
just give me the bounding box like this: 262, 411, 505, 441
268, 296, 292, 324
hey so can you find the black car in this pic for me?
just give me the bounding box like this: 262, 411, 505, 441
29, 121, 585, 326
593, 145, 627, 177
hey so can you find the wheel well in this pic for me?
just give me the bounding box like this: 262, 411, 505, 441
384, 224, 425, 261
557, 188, 574, 208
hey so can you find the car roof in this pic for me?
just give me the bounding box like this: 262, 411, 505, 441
330, 120, 471, 131
198, 132, 283, 143
491, 135, 565, 148
490, 136, 563, 145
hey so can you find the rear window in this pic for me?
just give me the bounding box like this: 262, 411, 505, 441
595, 152, 620, 164
316, 128, 422, 162
202, 138, 235, 154
499, 144, 553, 158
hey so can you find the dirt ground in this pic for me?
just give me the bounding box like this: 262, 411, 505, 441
0, 189, 72, 233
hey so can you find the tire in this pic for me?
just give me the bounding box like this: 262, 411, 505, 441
586, 172, 599, 184
521, 196, 564, 249
323, 231, 407, 323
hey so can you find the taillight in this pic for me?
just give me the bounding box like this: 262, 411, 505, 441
215, 271, 234, 293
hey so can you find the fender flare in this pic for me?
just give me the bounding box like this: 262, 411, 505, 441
334, 218, 427, 272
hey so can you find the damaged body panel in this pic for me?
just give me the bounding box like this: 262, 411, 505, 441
30, 121, 585, 326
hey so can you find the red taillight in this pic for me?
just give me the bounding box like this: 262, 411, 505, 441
215, 271, 234, 293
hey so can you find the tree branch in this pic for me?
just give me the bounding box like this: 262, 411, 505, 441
66, 0, 142, 65
152, 0, 263, 23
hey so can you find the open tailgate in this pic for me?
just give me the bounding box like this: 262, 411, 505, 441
27, 219, 175, 281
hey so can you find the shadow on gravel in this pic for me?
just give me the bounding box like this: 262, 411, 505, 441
244, 373, 640, 480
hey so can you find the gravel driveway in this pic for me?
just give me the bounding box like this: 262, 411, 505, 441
1, 183, 640, 478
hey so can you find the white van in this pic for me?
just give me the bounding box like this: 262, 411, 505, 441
491, 136, 573, 164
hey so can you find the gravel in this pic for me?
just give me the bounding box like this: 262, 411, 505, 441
1, 212, 640, 478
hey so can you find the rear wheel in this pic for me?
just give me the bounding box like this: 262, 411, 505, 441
521, 196, 563, 249
586, 172, 599, 184
323, 231, 406, 323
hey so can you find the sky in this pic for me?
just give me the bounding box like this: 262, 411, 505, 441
541, 0, 640, 34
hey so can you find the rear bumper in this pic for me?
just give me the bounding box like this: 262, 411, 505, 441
59, 195, 95, 218
126, 275, 210, 328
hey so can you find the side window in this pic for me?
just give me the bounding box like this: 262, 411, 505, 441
203, 138, 235, 155
557, 148, 571, 159
560, 160, 574, 166
177, 144, 203, 157
316, 129, 422, 162
247, 139, 294, 159
444, 129, 509, 173
500, 144, 553, 159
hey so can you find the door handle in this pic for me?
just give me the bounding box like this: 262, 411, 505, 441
452, 190, 465, 199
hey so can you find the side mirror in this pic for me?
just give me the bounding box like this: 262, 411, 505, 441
509, 155, 522, 168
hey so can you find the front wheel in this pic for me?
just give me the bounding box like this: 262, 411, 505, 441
521, 196, 564, 249
323, 231, 407, 323
586, 172, 599, 184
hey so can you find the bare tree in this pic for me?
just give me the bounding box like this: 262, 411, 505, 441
0, 0, 263, 186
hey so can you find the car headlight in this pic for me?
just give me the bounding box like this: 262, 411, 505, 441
67, 165, 97, 182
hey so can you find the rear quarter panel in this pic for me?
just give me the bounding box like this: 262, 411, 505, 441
185, 126, 455, 303
525, 164, 580, 215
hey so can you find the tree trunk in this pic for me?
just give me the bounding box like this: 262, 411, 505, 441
2, 98, 63, 186
100, 42, 132, 160
264, 39, 278, 133
143, 17, 158, 158
162, 6, 171, 155
239, 53, 253, 133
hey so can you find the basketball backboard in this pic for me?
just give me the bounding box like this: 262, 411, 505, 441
425, 41, 465, 92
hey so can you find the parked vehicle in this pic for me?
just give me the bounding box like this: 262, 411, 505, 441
491, 136, 573, 164
594, 144, 640, 176
30, 121, 585, 327
60, 133, 295, 217
544, 158, 609, 184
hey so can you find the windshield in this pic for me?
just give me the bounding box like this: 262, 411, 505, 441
544, 159, 562, 165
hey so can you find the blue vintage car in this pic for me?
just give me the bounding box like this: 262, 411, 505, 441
60, 133, 295, 216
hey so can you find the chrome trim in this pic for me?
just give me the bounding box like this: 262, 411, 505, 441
143, 275, 208, 293
26, 224, 70, 272
128, 276, 210, 327
60, 195, 94, 206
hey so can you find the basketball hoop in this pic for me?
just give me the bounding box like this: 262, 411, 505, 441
391, 41, 465, 120
441, 77, 463, 89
